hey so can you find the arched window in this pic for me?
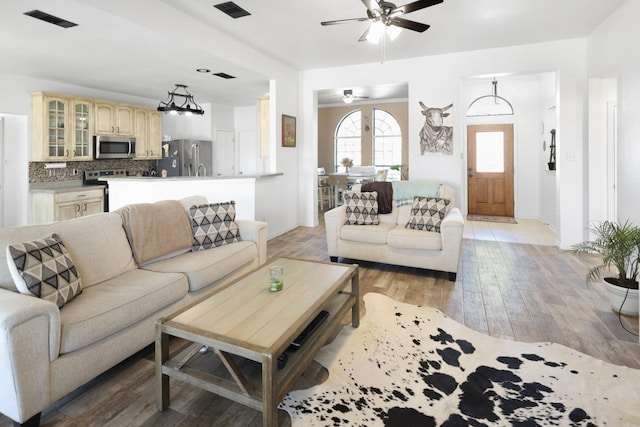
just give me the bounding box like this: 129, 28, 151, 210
373, 109, 402, 180
335, 110, 361, 171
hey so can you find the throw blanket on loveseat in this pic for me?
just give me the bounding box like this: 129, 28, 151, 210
361, 182, 393, 214
119, 200, 193, 265
361, 181, 443, 214
391, 181, 442, 200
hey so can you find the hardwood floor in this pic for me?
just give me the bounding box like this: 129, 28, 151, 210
2, 218, 638, 427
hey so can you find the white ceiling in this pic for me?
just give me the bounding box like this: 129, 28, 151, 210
0, 0, 625, 107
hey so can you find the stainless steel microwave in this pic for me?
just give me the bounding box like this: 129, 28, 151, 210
93, 135, 136, 159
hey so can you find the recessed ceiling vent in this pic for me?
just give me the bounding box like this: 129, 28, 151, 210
213, 72, 236, 79
214, 2, 250, 19
23, 10, 78, 28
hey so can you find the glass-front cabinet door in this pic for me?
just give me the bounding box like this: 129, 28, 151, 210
47, 97, 68, 158
72, 99, 92, 159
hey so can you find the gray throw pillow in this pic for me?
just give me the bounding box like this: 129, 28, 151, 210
6, 233, 83, 308
405, 197, 451, 232
344, 191, 380, 225
190, 201, 242, 251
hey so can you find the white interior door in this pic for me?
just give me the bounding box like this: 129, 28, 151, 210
237, 131, 257, 175
213, 129, 235, 176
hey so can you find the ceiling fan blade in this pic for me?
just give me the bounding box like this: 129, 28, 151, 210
391, 0, 443, 15
321, 17, 370, 26
358, 26, 371, 42
389, 17, 430, 32
361, 0, 382, 16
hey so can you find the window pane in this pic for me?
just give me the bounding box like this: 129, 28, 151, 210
373, 109, 402, 180
335, 110, 361, 170
476, 131, 504, 173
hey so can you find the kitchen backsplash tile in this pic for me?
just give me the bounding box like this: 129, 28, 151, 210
29, 160, 156, 183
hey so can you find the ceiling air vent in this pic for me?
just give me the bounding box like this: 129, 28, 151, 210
214, 2, 251, 19
213, 72, 236, 79
23, 10, 78, 28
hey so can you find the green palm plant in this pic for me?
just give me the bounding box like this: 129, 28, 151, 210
570, 220, 640, 289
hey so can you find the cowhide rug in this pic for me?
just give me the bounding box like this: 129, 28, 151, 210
280, 293, 640, 426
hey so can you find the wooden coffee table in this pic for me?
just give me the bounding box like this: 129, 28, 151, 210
155, 257, 359, 426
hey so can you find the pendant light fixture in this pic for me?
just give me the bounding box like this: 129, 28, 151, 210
157, 84, 205, 116
466, 78, 514, 117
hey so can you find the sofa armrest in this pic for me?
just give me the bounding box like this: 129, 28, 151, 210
440, 208, 464, 269
236, 220, 268, 266
0, 289, 60, 422
324, 205, 347, 257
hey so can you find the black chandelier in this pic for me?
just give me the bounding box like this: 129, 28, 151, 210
157, 84, 205, 116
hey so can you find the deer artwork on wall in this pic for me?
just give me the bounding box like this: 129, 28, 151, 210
419, 102, 454, 155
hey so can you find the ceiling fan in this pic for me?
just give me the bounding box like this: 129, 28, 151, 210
341, 89, 369, 104
321, 0, 443, 42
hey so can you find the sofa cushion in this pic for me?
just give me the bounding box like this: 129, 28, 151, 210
388, 226, 443, 250
344, 191, 379, 225
58, 268, 188, 354
143, 240, 258, 292
341, 222, 396, 245
6, 233, 82, 308
406, 197, 452, 232
190, 201, 242, 251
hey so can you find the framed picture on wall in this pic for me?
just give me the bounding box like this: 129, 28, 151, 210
282, 114, 296, 147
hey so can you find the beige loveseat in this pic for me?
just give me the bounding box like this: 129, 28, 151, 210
324, 182, 463, 281
0, 195, 267, 426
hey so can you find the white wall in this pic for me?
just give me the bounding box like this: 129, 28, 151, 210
301, 38, 587, 248
0, 114, 28, 227
161, 102, 213, 141
588, 0, 640, 226
588, 78, 617, 227
461, 74, 554, 222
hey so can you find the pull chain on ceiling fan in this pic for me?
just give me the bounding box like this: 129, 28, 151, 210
321, 0, 443, 44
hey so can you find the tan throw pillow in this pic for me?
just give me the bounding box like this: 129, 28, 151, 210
6, 233, 82, 308
190, 201, 242, 251
405, 197, 452, 232
344, 191, 379, 225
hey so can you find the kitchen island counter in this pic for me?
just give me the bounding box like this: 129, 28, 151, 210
103, 173, 282, 220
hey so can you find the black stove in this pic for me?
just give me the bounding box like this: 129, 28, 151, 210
83, 169, 127, 211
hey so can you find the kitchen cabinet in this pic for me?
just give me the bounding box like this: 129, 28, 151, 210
70, 98, 93, 160
95, 102, 134, 136
31, 92, 93, 161
31, 187, 104, 224
134, 108, 162, 159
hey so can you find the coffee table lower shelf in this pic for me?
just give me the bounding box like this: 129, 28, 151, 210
156, 265, 359, 427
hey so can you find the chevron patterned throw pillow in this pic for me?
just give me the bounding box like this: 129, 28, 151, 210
6, 233, 83, 308
344, 191, 379, 225
405, 197, 451, 232
190, 201, 242, 251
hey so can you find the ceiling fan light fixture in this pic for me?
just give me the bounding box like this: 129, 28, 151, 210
366, 20, 386, 44
387, 25, 401, 41
157, 84, 205, 116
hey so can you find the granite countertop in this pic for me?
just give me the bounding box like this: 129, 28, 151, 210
29, 181, 96, 193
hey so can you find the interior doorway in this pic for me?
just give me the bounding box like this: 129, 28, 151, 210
467, 124, 514, 216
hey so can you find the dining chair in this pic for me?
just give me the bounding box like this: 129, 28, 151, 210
375, 169, 389, 181
318, 173, 332, 210
327, 174, 349, 207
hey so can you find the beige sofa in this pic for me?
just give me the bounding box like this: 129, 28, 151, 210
0, 195, 267, 426
324, 183, 463, 281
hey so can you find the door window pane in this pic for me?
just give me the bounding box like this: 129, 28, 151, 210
476, 131, 504, 173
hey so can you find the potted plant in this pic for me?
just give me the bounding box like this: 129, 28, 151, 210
570, 220, 640, 315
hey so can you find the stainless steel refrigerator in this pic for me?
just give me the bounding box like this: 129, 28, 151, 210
156, 139, 213, 177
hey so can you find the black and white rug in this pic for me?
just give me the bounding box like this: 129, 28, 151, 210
280, 293, 640, 426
